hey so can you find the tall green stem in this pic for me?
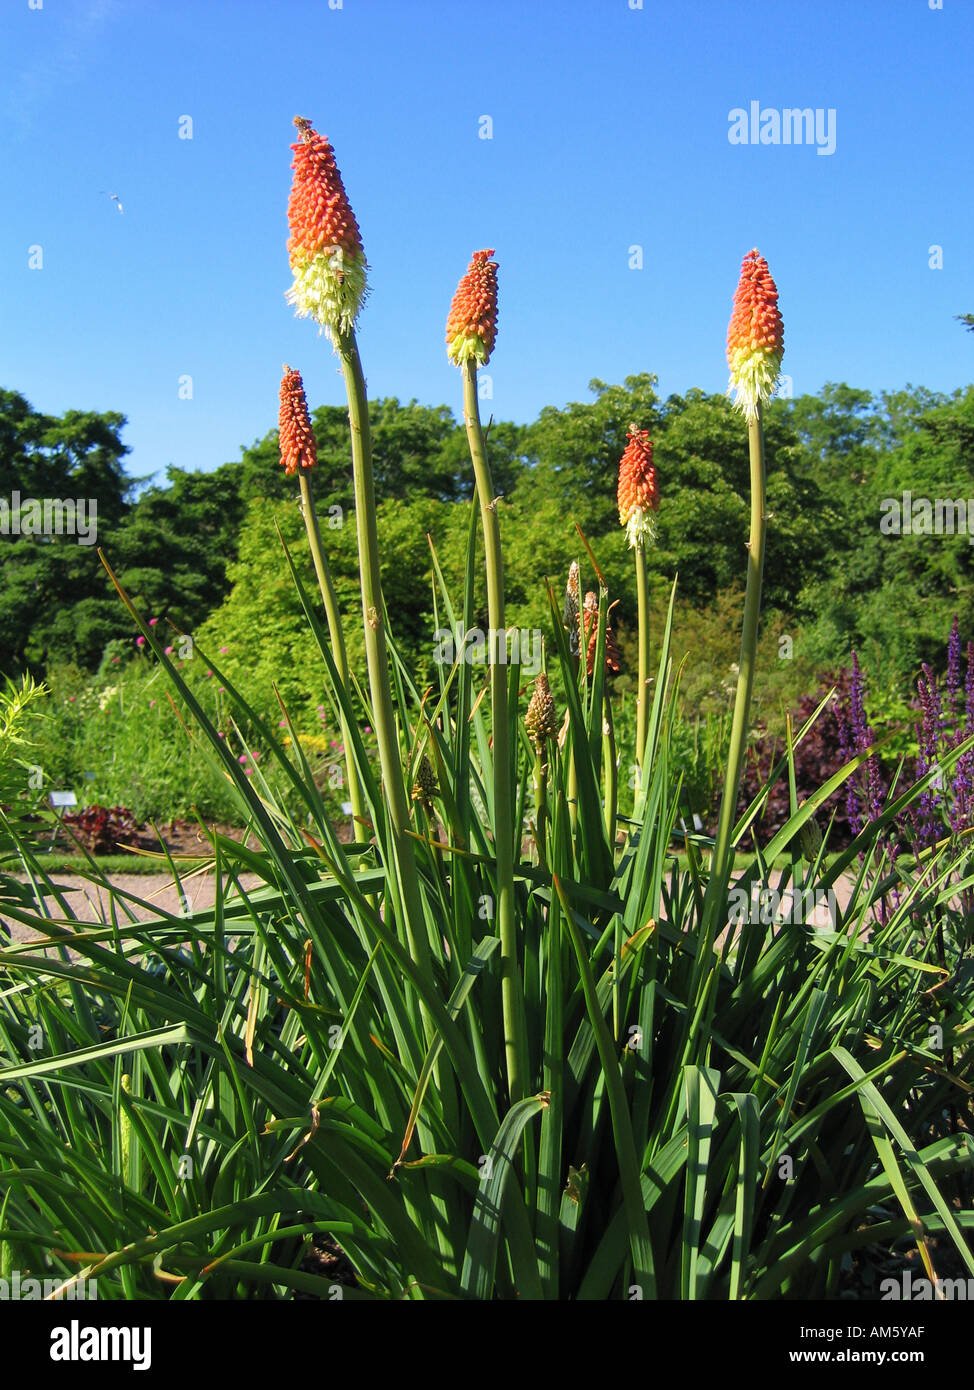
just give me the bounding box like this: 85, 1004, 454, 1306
603, 701, 617, 850
532, 750, 549, 870
297, 471, 366, 842
705, 405, 767, 936
461, 361, 528, 1104
336, 329, 431, 981
635, 541, 650, 781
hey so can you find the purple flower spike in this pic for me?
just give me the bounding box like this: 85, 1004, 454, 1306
947, 615, 961, 717
950, 639, 974, 833
913, 665, 944, 846
839, 651, 882, 836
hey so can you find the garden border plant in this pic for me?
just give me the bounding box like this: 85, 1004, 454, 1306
0, 124, 972, 1302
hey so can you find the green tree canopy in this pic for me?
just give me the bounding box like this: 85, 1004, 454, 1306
0, 389, 134, 673
4, 376, 973, 706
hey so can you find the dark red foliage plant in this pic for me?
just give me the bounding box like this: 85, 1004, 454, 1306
61, 804, 141, 855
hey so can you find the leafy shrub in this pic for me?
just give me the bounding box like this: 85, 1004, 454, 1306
59, 804, 141, 854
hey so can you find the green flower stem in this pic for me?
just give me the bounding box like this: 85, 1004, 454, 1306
635, 541, 650, 778
533, 749, 549, 870
603, 701, 617, 850
297, 470, 366, 843
461, 360, 529, 1105
568, 594, 585, 834
336, 329, 431, 981
706, 404, 767, 935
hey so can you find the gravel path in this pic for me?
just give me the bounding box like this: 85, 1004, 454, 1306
2, 871, 263, 954
2, 866, 863, 955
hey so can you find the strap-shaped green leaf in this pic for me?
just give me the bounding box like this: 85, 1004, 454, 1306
461, 1093, 549, 1299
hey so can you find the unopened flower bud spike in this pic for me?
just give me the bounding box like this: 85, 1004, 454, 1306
278, 364, 366, 843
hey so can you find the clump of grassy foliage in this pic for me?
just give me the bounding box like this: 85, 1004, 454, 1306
0, 131, 971, 1304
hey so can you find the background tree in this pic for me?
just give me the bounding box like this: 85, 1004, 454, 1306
0, 389, 135, 673
105, 461, 246, 632
794, 386, 974, 686
3, 376, 972, 720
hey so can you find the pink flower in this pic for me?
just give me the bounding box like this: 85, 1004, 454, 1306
68, 696, 76, 703
149, 618, 158, 626
238, 754, 248, 764
164, 645, 174, 655
135, 636, 145, 648
149, 700, 155, 707
219, 646, 229, 653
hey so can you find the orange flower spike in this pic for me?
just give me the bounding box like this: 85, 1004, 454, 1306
446, 250, 499, 366
278, 365, 317, 476
582, 591, 622, 677
726, 248, 784, 422
617, 428, 659, 549
286, 117, 369, 342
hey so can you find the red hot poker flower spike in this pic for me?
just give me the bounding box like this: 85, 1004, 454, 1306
617, 428, 659, 549
726, 248, 784, 422
446, 250, 498, 366
278, 365, 317, 476
286, 117, 369, 341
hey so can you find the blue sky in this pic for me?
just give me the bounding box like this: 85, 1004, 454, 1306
2, 0, 971, 485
